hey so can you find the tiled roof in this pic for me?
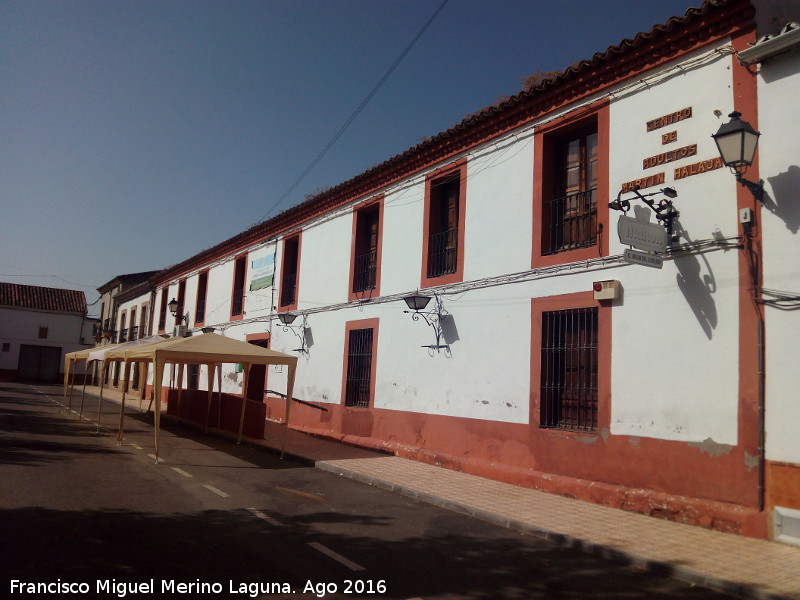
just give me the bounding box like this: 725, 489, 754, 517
0, 282, 87, 314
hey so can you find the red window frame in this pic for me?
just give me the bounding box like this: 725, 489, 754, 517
340, 318, 379, 408
278, 233, 301, 312
532, 101, 609, 268
230, 253, 247, 321
195, 270, 209, 327
348, 195, 384, 301
421, 159, 467, 288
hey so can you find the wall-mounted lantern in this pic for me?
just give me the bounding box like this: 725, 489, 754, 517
278, 312, 308, 354
167, 298, 187, 324
711, 111, 763, 201
403, 293, 449, 355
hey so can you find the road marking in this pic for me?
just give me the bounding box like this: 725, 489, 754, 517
131, 444, 143, 450
275, 486, 328, 502
307, 542, 365, 572
247, 507, 285, 527
203, 484, 230, 498
171, 467, 193, 478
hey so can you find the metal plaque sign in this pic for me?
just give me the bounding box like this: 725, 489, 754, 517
623, 248, 664, 269
616, 208, 668, 253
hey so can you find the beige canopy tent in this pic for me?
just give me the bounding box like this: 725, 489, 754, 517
102, 332, 298, 462
63, 343, 125, 418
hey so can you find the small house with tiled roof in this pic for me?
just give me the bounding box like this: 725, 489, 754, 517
0, 282, 95, 382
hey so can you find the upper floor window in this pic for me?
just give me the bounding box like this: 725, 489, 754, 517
544, 128, 598, 255
231, 255, 247, 319
158, 290, 168, 333
349, 197, 383, 300
279, 234, 301, 310
533, 102, 609, 268
175, 280, 186, 326
119, 313, 127, 343
139, 304, 148, 338
38, 326, 48, 340
422, 160, 466, 288
129, 307, 137, 341
195, 271, 208, 326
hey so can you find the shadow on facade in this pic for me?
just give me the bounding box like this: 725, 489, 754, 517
673, 222, 718, 340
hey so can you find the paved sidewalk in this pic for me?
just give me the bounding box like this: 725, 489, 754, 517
70, 384, 800, 600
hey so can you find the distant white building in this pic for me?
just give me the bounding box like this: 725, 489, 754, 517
0, 282, 94, 382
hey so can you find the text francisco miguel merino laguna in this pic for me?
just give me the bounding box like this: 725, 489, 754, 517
10, 579, 301, 597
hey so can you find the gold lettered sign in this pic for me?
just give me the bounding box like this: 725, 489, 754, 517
647, 107, 692, 132
674, 157, 724, 180
643, 144, 697, 169
621, 172, 665, 193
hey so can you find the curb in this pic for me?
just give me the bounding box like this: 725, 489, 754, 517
315, 460, 793, 600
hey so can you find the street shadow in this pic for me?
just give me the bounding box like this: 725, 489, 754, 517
0, 506, 742, 599
673, 222, 718, 340
0, 437, 118, 466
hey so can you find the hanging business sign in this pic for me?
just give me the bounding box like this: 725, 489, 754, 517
249, 253, 275, 291
616, 209, 668, 253
623, 248, 664, 269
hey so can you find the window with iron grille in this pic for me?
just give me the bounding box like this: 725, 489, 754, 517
231, 257, 246, 317
195, 271, 208, 325
344, 328, 374, 408
540, 307, 598, 432
175, 280, 186, 325
427, 173, 460, 278
158, 290, 168, 332
280, 235, 300, 308
352, 205, 379, 294
543, 128, 598, 255
188, 364, 199, 391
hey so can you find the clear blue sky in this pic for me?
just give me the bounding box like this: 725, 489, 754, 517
1, 0, 697, 315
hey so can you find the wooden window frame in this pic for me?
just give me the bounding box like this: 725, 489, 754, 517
230, 253, 248, 321
158, 288, 169, 334
421, 159, 467, 288
278, 233, 302, 312
348, 195, 384, 301
533, 101, 609, 268
341, 318, 379, 409
530, 292, 611, 435
195, 270, 209, 327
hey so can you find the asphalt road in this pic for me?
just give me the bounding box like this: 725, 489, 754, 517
0, 381, 739, 600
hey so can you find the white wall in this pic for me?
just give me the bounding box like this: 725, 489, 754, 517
759, 50, 800, 465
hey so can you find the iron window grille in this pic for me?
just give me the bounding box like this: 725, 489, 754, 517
195, 272, 208, 324
280, 273, 297, 307
231, 288, 244, 317
344, 328, 374, 408
427, 227, 458, 278
543, 189, 597, 255
353, 249, 377, 293
540, 307, 598, 432
280, 236, 300, 307
128, 326, 138, 341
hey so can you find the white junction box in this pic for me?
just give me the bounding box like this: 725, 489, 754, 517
593, 280, 621, 301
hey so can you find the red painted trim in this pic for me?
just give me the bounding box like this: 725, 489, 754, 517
278, 233, 302, 312
348, 195, 384, 302
194, 269, 209, 327
532, 100, 610, 268
421, 159, 467, 288
229, 253, 248, 322
340, 318, 380, 409
530, 291, 611, 432
731, 23, 763, 510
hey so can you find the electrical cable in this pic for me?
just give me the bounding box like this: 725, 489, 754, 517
254, 0, 450, 224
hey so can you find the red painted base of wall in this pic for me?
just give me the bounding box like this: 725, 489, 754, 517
166, 389, 265, 439
269, 397, 769, 539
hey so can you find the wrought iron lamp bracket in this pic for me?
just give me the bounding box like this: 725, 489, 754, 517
609, 185, 680, 238
404, 294, 450, 356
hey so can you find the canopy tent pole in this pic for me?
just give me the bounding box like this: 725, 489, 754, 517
176, 363, 185, 421
62, 357, 71, 411
154, 357, 164, 463
96, 360, 108, 433
79, 360, 91, 419
205, 363, 216, 434
66, 358, 78, 413
237, 363, 251, 444
117, 360, 131, 445
217, 366, 223, 429
280, 362, 296, 459
139, 362, 148, 412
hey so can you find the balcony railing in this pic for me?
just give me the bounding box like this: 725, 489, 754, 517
543, 189, 597, 255
232, 288, 244, 316
195, 297, 206, 324
352, 250, 377, 293
128, 326, 138, 341
111, 332, 118, 344
119, 329, 128, 343
427, 228, 458, 279
280, 274, 297, 307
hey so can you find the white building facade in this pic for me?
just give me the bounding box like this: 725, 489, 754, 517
115, 0, 798, 541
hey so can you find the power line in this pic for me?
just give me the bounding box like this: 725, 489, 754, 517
256, 0, 450, 224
